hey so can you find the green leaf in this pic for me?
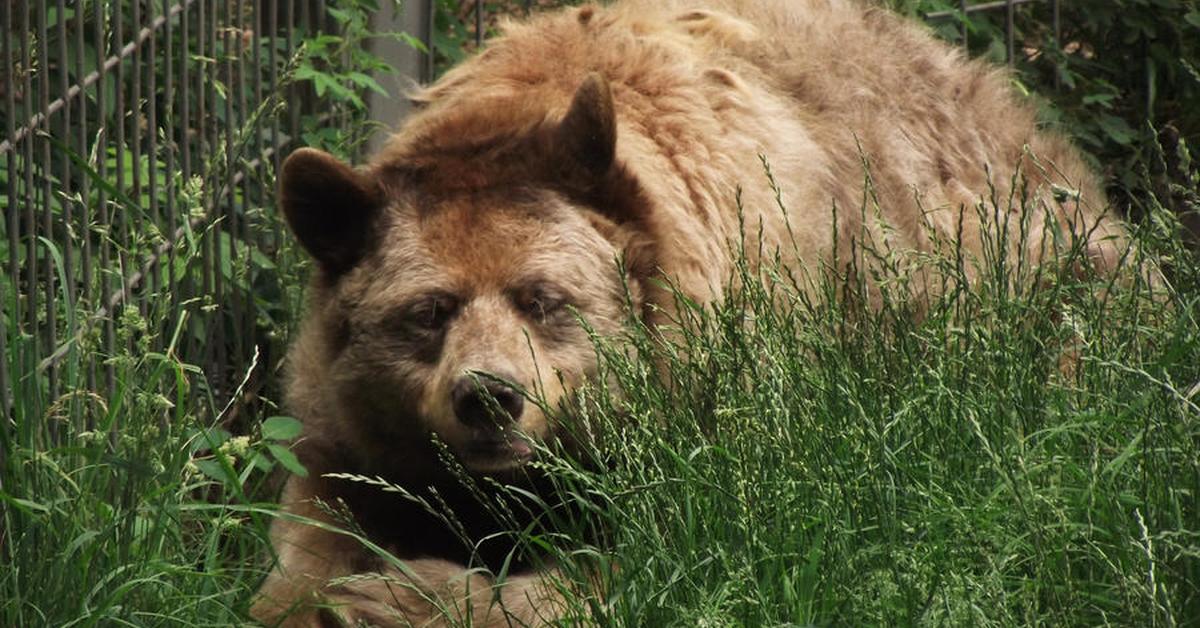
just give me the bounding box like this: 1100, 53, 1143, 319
194, 458, 235, 484
348, 72, 389, 97
1096, 113, 1136, 146
294, 64, 320, 81
267, 443, 309, 477
248, 451, 275, 472
0, 491, 51, 515
189, 427, 232, 455
311, 73, 335, 97
262, 416, 303, 441
46, 6, 76, 29
396, 32, 429, 54
250, 245, 277, 271
327, 7, 353, 24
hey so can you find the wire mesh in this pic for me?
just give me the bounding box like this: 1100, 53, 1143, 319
0, 0, 342, 436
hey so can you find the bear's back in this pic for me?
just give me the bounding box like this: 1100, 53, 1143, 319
387, 0, 1125, 302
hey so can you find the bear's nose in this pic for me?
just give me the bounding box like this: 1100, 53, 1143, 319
452, 376, 525, 428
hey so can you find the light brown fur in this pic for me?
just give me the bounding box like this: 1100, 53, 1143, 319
254, 2, 1129, 625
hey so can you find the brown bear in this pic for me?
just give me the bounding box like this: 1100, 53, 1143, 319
252, 1, 1130, 625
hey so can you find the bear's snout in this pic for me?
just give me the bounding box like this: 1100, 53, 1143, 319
451, 374, 525, 428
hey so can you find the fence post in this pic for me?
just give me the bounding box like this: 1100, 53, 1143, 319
366, 0, 432, 154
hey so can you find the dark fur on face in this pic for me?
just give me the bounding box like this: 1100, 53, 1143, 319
317, 189, 636, 475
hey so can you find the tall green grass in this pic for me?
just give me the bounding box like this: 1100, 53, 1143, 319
480, 180, 1190, 627
537, 176, 1200, 625
0, 303, 276, 624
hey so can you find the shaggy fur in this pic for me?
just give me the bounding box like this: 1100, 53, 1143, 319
253, 1, 1128, 625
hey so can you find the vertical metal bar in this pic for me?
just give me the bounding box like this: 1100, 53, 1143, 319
1, 0, 16, 420
56, 0, 74, 317
425, 0, 435, 82
222, 0, 236, 380
210, 0, 226, 395
58, 0, 78, 424
1145, 46, 1154, 124
76, 0, 91, 312
200, 0, 214, 374
248, 0, 264, 364
229, 0, 245, 369
181, 0, 192, 182
3, 1, 16, 308
252, 0, 264, 218
256, 0, 267, 353
20, 1, 38, 354
95, 0, 115, 393
960, 0, 968, 50
163, 0, 177, 326
184, 0, 203, 384
475, 0, 483, 48
38, 0, 58, 400
112, 0, 129, 435
267, 0, 278, 167
1005, 0, 1015, 65
290, 0, 302, 146
177, 0, 192, 383
76, 0, 95, 396
113, 0, 130, 323
194, 0, 206, 370
268, 0, 282, 252
147, 0, 162, 311
1052, 0, 1061, 90
130, 0, 144, 323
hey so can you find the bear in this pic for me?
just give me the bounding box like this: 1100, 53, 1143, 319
252, 1, 1130, 625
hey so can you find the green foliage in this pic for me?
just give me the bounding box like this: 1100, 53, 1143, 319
0, 298, 300, 625
529, 162, 1199, 625
294, 0, 424, 156
429, 1, 582, 76
430, 0, 477, 71
889, 0, 1200, 223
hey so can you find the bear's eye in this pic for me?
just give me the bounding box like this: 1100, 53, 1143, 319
514, 283, 570, 325
398, 293, 460, 332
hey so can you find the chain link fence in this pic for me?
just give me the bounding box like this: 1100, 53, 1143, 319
0, 0, 361, 435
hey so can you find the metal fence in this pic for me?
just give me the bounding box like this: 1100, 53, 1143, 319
0, 0, 1063, 432
0, 0, 354, 433
926, 0, 1059, 63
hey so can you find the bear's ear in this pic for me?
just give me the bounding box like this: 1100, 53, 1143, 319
279, 148, 383, 276
554, 73, 617, 182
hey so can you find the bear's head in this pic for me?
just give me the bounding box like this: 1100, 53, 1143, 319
279, 75, 653, 475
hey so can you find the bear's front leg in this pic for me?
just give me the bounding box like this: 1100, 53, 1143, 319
252, 475, 566, 626
319, 558, 565, 627
251, 475, 374, 627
